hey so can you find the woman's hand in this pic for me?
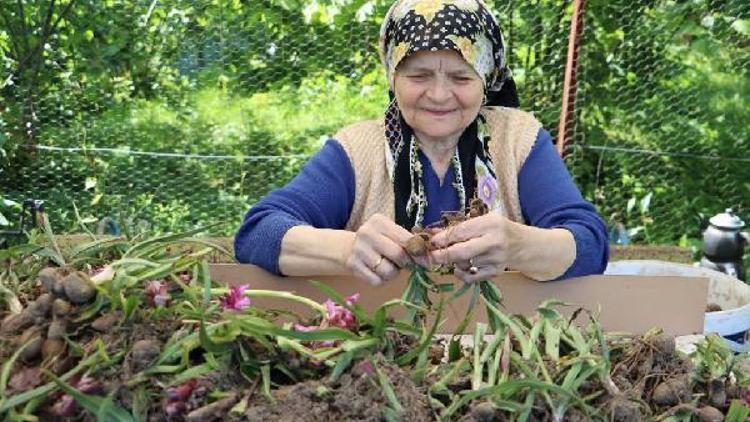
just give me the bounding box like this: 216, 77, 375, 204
428, 213, 577, 282
428, 213, 517, 283
346, 214, 414, 286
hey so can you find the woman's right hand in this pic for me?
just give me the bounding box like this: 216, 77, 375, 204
346, 214, 414, 286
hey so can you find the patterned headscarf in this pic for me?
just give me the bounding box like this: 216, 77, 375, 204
379, 0, 519, 230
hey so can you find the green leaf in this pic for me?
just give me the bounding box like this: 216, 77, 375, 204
45, 373, 135, 421
726, 400, 750, 421
123, 223, 223, 258
85, 177, 97, 191
397, 297, 444, 366
0, 243, 44, 260
374, 360, 403, 413
731, 19, 750, 36
544, 323, 561, 360
626, 196, 636, 214
0, 212, 8, 226
449, 283, 480, 362
261, 364, 274, 403
167, 363, 214, 387
73, 292, 107, 323
0, 339, 35, 398
199, 261, 212, 307
639, 192, 653, 214
199, 319, 226, 355
329, 351, 354, 383
123, 295, 141, 321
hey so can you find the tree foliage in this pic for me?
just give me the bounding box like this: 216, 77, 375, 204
0, 0, 748, 242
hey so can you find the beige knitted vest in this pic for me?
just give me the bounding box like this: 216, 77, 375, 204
335, 107, 541, 231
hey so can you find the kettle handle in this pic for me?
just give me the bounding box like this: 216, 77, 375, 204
699, 213, 709, 232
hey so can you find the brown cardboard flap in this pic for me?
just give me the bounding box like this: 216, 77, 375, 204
209, 264, 708, 336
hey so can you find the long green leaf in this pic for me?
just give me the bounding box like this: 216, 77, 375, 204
0, 339, 34, 398
544, 322, 561, 361
0, 351, 102, 413
397, 296, 444, 366
167, 363, 214, 387
374, 361, 403, 413
199, 261, 212, 307
46, 371, 135, 422
199, 319, 226, 354
329, 351, 354, 383
71, 236, 128, 259
123, 223, 222, 258
449, 283, 481, 362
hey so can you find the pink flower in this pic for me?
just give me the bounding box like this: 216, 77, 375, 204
294, 324, 334, 348
294, 323, 317, 332
166, 379, 198, 402
144, 280, 170, 307
90, 265, 107, 276
50, 376, 103, 416
324, 293, 360, 330
478, 174, 497, 207
220, 284, 251, 312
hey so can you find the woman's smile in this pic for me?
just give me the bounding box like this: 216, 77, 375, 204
394, 50, 484, 147
422, 107, 457, 116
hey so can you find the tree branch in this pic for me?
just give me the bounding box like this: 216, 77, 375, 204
15, 0, 31, 53
0, 7, 22, 60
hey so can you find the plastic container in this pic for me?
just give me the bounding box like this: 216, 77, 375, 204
605, 260, 750, 352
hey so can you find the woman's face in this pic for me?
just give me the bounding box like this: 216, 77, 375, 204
394, 49, 484, 147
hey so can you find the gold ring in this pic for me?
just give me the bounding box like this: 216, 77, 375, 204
373, 256, 385, 270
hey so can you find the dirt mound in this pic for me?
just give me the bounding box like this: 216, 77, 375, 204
244, 360, 432, 421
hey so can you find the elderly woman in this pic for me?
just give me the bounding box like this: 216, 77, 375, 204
235, 0, 608, 285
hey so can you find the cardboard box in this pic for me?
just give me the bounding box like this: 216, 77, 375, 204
209, 264, 708, 336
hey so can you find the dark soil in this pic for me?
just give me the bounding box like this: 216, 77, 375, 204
243, 359, 432, 422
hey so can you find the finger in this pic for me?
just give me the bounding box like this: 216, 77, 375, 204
430, 217, 487, 248
411, 254, 431, 269
372, 214, 415, 244
454, 259, 472, 272
454, 264, 499, 284
429, 237, 490, 265
373, 257, 400, 281
372, 233, 413, 267
351, 259, 384, 286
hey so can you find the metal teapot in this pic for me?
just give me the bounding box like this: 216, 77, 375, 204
699, 208, 750, 281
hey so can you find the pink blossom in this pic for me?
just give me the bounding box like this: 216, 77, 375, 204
50, 376, 103, 416
294, 323, 317, 332
478, 174, 497, 207
165, 401, 188, 417
220, 284, 251, 312
51, 394, 77, 417
324, 293, 360, 330
166, 379, 198, 402
144, 280, 170, 307
355, 360, 376, 377
90, 265, 107, 276
293, 324, 334, 348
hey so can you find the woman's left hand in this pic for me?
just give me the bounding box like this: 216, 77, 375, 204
427, 213, 518, 283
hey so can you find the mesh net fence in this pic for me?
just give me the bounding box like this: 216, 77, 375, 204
1, 0, 749, 245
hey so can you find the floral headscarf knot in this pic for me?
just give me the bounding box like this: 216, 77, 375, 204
379, 0, 518, 230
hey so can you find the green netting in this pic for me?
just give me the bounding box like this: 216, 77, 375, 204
1, 0, 748, 244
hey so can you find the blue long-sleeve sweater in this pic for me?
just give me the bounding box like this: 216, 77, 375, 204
235, 128, 609, 279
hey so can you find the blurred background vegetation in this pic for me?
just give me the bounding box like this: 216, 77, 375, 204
0, 0, 748, 262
